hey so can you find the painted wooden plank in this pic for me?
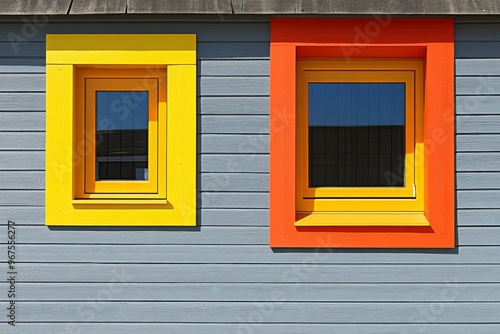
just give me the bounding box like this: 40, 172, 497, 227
456, 59, 500, 76
457, 173, 500, 189
457, 153, 500, 171
201, 173, 268, 191
0, 171, 44, 189
0, 93, 45, 111
201, 192, 268, 208
455, 42, 500, 58
201, 135, 269, 153
8, 226, 266, 245
0, 0, 71, 14
200, 60, 269, 76
2, 301, 500, 323
127, 0, 233, 14
455, 23, 500, 41
9, 263, 500, 282
201, 115, 269, 134
1, 225, 497, 246
457, 96, 500, 115
459, 227, 500, 245
0, 73, 45, 92
7, 245, 500, 264
458, 210, 500, 226
1, 206, 44, 224
201, 208, 268, 225
201, 154, 269, 172
457, 116, 500, 133
457, 76, 500, 95
2, 324, 500, 334
200, 77, 269, 96
458, 190, 500, 209
0, 23, 270, 42
0, 64, 45, 73
193, 23, 270, 42
0, 41, 45, 57
0, 112, 45, 131
0, 41, 270, 61
3, 282, 496, 302
0, 207, 269, 226
69, 0, 127, 14
457, 135, 500, 152
198, 42, 269, 59
0, 151, 44, 170
199, 97, 269, 115
0, 132, 45, 150
0, 190, 44, 206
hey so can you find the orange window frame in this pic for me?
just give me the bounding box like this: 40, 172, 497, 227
74, 67, 167, 200
270, 18, 455, 248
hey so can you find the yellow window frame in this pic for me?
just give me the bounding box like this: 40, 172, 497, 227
295, 60, 426, 226
74, 68, 166, 199
46, 34, 196, 226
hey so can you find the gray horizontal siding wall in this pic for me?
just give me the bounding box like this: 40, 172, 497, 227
0, 18, 499, 334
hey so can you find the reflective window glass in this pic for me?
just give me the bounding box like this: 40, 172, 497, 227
308, 83, 405, 188
95, 91, 149, 180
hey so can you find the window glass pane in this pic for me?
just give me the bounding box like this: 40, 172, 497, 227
95, 91, 149, 180
308, 82, 405, 188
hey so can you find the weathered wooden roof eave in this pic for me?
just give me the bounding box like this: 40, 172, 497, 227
1, 0, 500, 16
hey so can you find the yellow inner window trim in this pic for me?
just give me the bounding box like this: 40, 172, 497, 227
46, 34, 196, 226
295, 60, 426, 226
299, 70, 416, 198
73, 68, 166, 199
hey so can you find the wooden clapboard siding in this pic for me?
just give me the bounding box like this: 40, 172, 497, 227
201, 115, 269, 133
0, 324, 499, 334
0, 22, 270, 42
455, 23, 500, 260
2, 301, 500, 323
5, 245, 500, 262
0, 19, 499, 334
2, 263, 500, 282
0, 93, 45, 111
200, 96, 269, 114
0, 112, 45, 131
0, 282, 498, 301
0, 224, 500, 245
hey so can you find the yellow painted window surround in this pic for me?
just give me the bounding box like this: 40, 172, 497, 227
295, 59, 427, 226
46, 34, 196, 226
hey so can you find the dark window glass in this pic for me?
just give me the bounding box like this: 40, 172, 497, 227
308, 83, 405, 188
95, 91, 149, 180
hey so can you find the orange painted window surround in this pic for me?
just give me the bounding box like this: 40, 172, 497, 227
270, 18, 455, 248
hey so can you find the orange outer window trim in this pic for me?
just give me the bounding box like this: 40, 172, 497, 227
270, 18, 455, 248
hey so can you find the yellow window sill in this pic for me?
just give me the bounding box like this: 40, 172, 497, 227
72, 199, 168, 206
295, 212, 430, 226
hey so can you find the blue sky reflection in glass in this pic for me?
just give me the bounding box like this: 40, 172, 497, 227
95, 91, 149, 181
308, 83, 406, 188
